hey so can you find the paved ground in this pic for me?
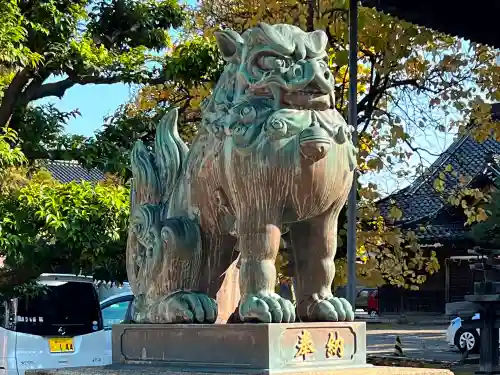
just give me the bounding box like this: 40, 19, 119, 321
366, 325, 464, 363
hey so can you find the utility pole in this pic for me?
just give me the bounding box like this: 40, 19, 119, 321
346, 0, 358, 308
307, 0, 315, 31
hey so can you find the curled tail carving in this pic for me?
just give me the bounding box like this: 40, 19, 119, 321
154, 108, 189, 204
127, 108, 194, 303
130, 108, 187, 211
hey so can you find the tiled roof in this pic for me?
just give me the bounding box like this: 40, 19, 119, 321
37, 160, 105, 183
415, 224, 470, 241
378, 108, 500, 224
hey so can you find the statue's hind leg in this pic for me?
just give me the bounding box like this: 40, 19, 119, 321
290, 205, 354, 322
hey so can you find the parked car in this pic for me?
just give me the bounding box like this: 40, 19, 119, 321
367, 289, 379, 317
97, 282, 131, 302
446, 313, 489, 353
100, 291, 134, 365
0, 273, 111, 375
356, 288, 379, 317
101, 291, 134, 329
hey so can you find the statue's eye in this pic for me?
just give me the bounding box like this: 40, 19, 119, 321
257, 55, 289, 70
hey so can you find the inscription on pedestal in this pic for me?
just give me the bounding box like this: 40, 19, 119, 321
282, 325, 357, 368
293, 329, 347, 361
295, 330, 316, 360
112, 322, 366, 373
326, 331, 345, 359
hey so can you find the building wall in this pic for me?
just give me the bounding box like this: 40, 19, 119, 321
379, 243, 475, 314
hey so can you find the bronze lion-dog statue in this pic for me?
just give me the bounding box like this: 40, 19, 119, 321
127, 23, 357, 324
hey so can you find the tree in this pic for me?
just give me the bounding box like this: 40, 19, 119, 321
0, 125, 129, 295
59, 36, 223, 181
0, 168, 129, 295
72, 0, 499, 289
11, 104, 83, 161
0, 0, 190, 160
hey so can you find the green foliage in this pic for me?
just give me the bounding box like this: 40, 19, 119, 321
87, 0, 185, 51
77, 106, 156, 180
0, 0, 43, 67
162, 36, 224, 85
471, 189, 500, 249
69, 36, 225, 180
10, 104, 82, 160
0, 172, 130, 289
0, 0, 188, 132
0, 127, 25, 168
0, 124, 129, 295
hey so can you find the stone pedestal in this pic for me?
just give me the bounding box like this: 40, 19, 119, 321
25, 322, 454, 375
27, 366, 454, 375
112, 322, 366, 373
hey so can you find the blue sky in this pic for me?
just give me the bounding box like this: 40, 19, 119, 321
35, 0, 192, 137
37, 81, 135, 136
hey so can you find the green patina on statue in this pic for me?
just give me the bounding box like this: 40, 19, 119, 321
127, 23, 357, 324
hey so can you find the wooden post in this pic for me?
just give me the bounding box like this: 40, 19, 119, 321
445, 258, 450, 305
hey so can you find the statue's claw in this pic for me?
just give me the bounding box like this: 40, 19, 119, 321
305, 295, 354, 322
239, 292, 296, 323
158, 290, 218, 324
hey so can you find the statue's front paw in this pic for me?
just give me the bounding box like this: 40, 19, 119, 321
159, 290, 218, 324
305, 295, 354, 322
239, 292, 296, 323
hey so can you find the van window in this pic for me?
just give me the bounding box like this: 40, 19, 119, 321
15, 282, 102, 337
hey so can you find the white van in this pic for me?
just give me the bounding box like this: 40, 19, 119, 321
0, 273, 109, 375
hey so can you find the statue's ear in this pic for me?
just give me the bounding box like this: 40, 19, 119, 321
214, 29, 244, 63
308, 30, 328, 53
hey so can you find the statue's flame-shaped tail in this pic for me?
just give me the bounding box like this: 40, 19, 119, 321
130, 108, 187, 211
127, 108, 189, 298
154, 108, 189, 204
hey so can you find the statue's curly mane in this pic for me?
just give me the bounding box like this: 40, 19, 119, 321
200, 63, 239, 133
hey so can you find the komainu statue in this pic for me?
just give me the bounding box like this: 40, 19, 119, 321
126, 23, 357, 324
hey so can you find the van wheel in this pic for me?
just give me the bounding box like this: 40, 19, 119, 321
454, 328, 479, 354
368, 309, 378, 318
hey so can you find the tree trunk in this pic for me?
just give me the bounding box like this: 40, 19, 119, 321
0, 69, 31, 128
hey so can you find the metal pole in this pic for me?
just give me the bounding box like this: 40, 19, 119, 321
346, 0, 358, 308
307, 0, 315, 31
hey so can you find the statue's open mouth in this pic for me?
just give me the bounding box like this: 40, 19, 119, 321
248, 84, 332, 111
282, 90, 330, 110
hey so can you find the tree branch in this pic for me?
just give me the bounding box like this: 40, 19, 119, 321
27, 75, 123, 102
28, 70, 169, 102
19, 70, 51, 104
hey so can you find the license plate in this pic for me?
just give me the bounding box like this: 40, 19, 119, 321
48, 338, 74, 353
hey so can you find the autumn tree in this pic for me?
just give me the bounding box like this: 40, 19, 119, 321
75, 0, 499, 289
